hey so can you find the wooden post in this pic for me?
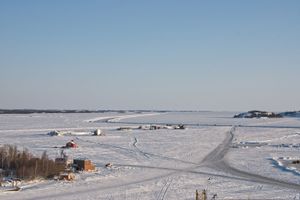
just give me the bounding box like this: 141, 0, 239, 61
34, 159, 38, 178
22, 166, 25, 178
201, 189, 207, 200
45, 160, 49, 177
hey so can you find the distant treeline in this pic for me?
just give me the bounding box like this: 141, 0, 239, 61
0, 109, 101, 114
0, 145, 64, 180
0, 109, 168, 114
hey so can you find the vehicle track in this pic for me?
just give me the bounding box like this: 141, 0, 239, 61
201, 126, 300, 191
201, 126, 235, 165
15, 126, 300, 200
156, 177, 173, 200
83, 117, 300, 191
118, 126, 300, 191
76, 137, 141, 160
161, 178, 172, 200
76, 137, 197, 165
132, 136, 150, 158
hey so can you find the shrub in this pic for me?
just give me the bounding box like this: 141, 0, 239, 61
0, 145, 65, 180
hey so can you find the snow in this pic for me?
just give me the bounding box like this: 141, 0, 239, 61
1, 111, 300, 199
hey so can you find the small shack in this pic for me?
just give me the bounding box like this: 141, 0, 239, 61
93, 129, 105, 136
73, 159, 95, 171
65, 140, 78, 148
48, 130, 63, 136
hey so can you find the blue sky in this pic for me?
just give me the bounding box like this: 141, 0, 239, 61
0, 0, 299, 111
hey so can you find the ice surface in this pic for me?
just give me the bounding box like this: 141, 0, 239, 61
1, 112, 300, 199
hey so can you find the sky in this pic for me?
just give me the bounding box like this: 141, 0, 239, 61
0, 0, 300, 111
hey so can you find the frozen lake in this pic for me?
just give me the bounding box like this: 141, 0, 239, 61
1, 111, 300, 199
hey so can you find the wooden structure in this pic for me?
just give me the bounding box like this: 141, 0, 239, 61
73, 159, 95, 171
55, 150, 72, 168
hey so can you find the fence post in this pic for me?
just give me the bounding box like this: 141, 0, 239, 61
202, 189, 207, 200
34, 159, 38, 178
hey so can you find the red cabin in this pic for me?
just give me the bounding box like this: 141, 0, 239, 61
66, 140, 78, 148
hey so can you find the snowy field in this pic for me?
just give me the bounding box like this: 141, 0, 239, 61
1, 111, 300, 199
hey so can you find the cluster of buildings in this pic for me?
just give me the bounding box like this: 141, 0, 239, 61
54, 150, 96, 181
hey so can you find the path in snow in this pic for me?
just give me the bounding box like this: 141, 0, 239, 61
95, 116, 300, 191
202, 126, 300, 191
132, 136, 150, 159
113, 124, 300, 191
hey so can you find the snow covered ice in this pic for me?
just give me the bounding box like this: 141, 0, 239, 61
1, 111, 300, 199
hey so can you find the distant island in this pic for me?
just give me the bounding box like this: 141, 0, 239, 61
234, 110, 282, 118
280, 111, 300, 118
234, 110, 300, 118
